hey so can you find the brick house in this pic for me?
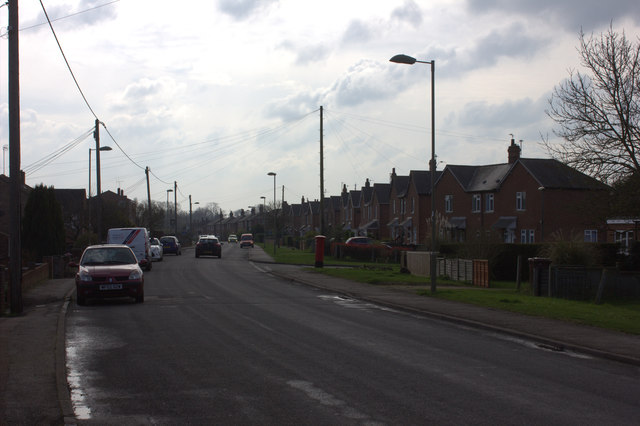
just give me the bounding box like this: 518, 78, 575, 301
387, 169, 411, 244
360, 182, 391, 240
437, 139, 610, 244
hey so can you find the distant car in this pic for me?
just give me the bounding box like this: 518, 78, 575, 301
73, 244, 145, 305
228, 234, 238, 243
150, 238, 163, 261
195, 236, 222, 258
160, 236, 181, 255
345, 236, 374, 246
239, 233, 254, 248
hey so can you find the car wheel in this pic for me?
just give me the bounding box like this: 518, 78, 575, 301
218, 253, 222, 258
195, 253, 199, 258
136, 293, 144, 303
147, 262, 152, 271
76, 293, 86, 306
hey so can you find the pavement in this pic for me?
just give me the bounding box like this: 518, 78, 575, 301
2, 245, 640, 424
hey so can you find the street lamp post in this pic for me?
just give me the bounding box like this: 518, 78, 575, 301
166, 189, 173, 232
268, 172, 277, 255
260, 196, 266, 231
190, 197, 199, 237
390, 53, 437, 293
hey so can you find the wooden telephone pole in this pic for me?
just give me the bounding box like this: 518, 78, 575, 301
8, 0, 22, 314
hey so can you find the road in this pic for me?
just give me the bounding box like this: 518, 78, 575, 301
66, 243, 640, 425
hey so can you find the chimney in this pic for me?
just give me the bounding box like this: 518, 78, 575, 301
365, 178, 370, 188
508, 137, 521, 164
342, 184, 347, 194
390, 168, 396, 183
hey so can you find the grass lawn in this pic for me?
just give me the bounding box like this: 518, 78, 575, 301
257, 243, 640, 334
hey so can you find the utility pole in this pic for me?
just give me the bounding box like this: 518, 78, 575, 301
174, 181, 178, 236
94, 119, 103, 242
319, 105, 325, 236
145, 167, 151, 230
8, 0, 22, 314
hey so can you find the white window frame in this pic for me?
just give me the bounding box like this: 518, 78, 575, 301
472, 194, 481, 213
516, 192, 526, 211
584, 229, 598, 242
445, 195, 453, 213
485, 193, 494, 212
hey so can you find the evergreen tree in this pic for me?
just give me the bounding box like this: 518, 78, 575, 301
22, 184, 65, 261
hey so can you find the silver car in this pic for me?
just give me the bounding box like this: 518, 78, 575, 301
150, 237, 163, 261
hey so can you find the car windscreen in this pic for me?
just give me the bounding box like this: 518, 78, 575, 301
81, 247, 136, 265
241, 235, 252, 240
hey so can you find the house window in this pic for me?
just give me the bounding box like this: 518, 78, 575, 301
520, 229, 535, 243
584, 230, 598, 242
472, 194, 481, 213
516, 192, 526, 211
485, 194, 494, 212
445, 195, 453, 213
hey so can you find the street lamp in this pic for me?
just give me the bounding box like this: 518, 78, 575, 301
166, 189, 173, 232
268, 172, 277, 255
190, 196, 199, 236
390, 53, 437, 293
260, 196, 266, 229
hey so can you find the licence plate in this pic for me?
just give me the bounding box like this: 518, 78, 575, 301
100, 283, 123, 290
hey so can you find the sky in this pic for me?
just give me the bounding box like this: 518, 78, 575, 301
1, 0, 639, 215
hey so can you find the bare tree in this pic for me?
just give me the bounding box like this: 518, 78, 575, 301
545, 26, 640, 184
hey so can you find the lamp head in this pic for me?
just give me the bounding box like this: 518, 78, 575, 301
267, 172, 276, 176
390, 54, 417, 65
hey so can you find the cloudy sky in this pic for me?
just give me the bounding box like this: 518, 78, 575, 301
2, 0, 639, 215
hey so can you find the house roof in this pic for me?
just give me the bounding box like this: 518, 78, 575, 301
445, 158, 608, 193
445, 164, 511, 192
518, 158, 609, 190
349, 190, 361, 208
407, 170, 444, 195
372, 183, 391, 204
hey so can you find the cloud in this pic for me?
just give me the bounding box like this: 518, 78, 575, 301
341, 19, 376, 45
279, 40, 331, 65
465, 0, 640, 30
24, 0, 118, 32
217, 0, 279, 21
391, 0, 423, 27
439, 23, 551, 77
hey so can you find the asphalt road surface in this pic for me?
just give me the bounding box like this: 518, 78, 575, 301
66, 243, 640, 425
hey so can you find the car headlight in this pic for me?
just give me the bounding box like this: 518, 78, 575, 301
78, 269, 93, 282
129, 269, 143, 280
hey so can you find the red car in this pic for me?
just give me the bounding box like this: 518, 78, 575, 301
73, 244, 146, 305
240, 233, 254, 248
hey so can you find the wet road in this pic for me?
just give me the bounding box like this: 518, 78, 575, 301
66, 243, 640, 424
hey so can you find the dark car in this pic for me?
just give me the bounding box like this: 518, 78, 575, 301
160, 235, 181, 255
73, 244, 145, 305
239, 233, 254, 248
195, 236, 222, 258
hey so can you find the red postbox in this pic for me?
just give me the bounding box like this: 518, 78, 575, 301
314, 235, 326, 268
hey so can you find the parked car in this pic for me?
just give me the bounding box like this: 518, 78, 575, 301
107, 227, 152, 271
72, 244, 145, 305
160, 236, 181, 255
228, 234, 238, 243
239, 233, 254, 248
195, 235, 222, 258
345, 236, 374, 246
150, 237, 163, 261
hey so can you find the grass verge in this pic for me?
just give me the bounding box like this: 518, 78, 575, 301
257, 243, 640, 334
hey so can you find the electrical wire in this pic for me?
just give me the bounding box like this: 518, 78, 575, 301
22, 128, 94, 174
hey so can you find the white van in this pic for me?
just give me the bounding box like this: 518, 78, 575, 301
107, 227, 152, 271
